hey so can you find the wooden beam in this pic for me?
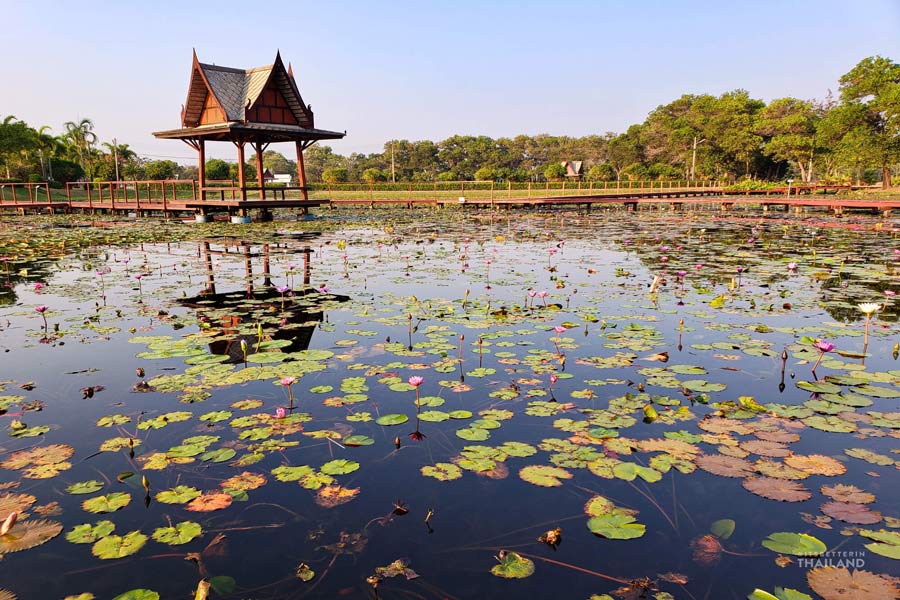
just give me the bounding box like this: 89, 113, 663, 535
295, 141, 308, 200
198, 139, 206, 200
255, 142, 265, 199
235, 141, 247, 201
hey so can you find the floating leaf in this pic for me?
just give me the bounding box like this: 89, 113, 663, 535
320, 459, 360, 476
296, 563, 315, 582
0, 519, 62, 552
155, 486, 201, 504
375, 414, 408, 426
151, 521, 202, 545
710, 519, 735, 540
315, 485, 360, 508
200, 448, 236, 463
111, 591, 159, 600
455, 427, 490, 441
491, 550, 534, 579
587, 513, 646, 539
65, 520, 115, 544
820, 501, 882, 525
518, 465, 572, 487
92, 531, 148, 559
806, 566, 899, 600
185, 493, 233, 513
343, 435, 374, 447
743, 477, 811, 502
82, 492, 131, 514
66, 480, 104, 495
858, 529, 900, 560
761, 532, 826, 556
421, 463, 463, 481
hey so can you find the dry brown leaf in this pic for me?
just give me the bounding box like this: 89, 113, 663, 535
740, 439, 792, 458
742, 476, 812, 502
185, 493, 233, 513
220, 472, 267, 492
821, 501, 882, 525
755, 459, 810, 480
314, 485, 360, 508
0, 519, 62, 553
690, 534, 723, 566
801, 512, 834, 530
754, 429, 801, 443
774, 555, 793, 568
807, 566, 899, 600
0, 494, 36, 516
638, 438, 700, 459
785, 454, 847, 476
697, 417, 755, 435
821, 484, 875, 505
696, 454, 755, 478
718, 444, 751, 458
0, 589, 16, 600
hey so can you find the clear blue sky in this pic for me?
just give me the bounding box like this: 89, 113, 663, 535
4, 0, 900, 163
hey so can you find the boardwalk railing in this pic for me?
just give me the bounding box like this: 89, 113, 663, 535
0, 182, 56, 204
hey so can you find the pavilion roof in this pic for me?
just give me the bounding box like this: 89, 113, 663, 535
154, 50, 344, 144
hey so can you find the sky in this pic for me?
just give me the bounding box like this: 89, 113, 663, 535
4, 0, 900, 164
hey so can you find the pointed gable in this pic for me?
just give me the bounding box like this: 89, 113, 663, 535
181, 52, 314, 128
246, 53, 314, 128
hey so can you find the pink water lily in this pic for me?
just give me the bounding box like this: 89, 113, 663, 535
812, 339, 834, 372
553, 326, 566, 334
408, 376, 424, 387
281, 377, 297, 408
34, 305, 48, 314
33, 282, 44, 291
275, 407, 286, 419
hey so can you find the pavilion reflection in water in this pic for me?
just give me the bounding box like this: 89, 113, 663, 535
179, 235, 347, 362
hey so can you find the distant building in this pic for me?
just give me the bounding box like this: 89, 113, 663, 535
262, 169, 293, 185
561, 161, 583, 178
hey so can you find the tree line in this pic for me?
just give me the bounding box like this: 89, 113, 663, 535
2, 56, 898, 187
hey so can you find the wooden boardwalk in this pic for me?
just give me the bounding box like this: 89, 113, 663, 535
0, 181, 895, 217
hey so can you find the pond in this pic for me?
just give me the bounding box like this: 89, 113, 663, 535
0, 209, 898, 600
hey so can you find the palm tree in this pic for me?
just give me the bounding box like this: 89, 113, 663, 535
63, 118, 97, 180
35, 126, 60, 180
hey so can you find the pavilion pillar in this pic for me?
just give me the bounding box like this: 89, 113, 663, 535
295, 141, 309, 200
197, 139, 206, 201
235, 141, 247, 201
255, 142, 265, 199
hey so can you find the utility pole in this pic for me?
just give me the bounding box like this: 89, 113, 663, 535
113, 138, 120, 182
390, 140, 396, 183
690, 136, 706, 182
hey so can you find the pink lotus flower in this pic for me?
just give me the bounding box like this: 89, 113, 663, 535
34, 305, 48, 313
788, 262, 798, 271
549, 374, 559, 384
537, 291, 548, 298
133, 273, 142, 280
553, 326, 566, 334
276, 285, 290, 294
318, 285, 329, 293
677, 271, 687, 277
695, 263, 703, 270
275, 407, 286, 419
885, 290, 896, 297
660, 256, 668, 262
814, 340, 834, 353
280, 377, 297, 386
408, 376, 424, 387
33, 282, 44, 291
528, 290, 537, 298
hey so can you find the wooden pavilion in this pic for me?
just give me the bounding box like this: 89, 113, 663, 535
153, 51, 344, 208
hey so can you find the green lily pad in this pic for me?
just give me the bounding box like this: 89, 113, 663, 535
111, 590, 159, 600
858, 529, 900, 559
761, 532, 826, 556
92, 531, 148, 559
65, 520, 116, 544
587, 513, 646, 539
491, 551, 534, 578
82, 492, 131, 514
421, 463, 463, 481
155, 486, 201, 504
519, 465, 572, 487
320, 459, 360, 475
67, 480, 104, 495
343, 435, 374, 447
151, 521, 202, 545
375, 413, 408, 426
710, 519, 735, 540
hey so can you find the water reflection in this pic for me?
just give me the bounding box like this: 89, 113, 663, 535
180, 237, 349, 362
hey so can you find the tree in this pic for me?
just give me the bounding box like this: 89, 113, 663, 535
756, 98, 820, 182
101, 140, 136, 181
361, 168, 386, 183
321, 167, 349, 184
586, 163, 616, 181
63, 118, 97, 180
474, 166, 497, 181
205, 159, 231, 181
544, 163, 567, 181
144, 160, 178, 180
838, 56, 900, 187
607, 126, 644, 180
0, 116, 36, 179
